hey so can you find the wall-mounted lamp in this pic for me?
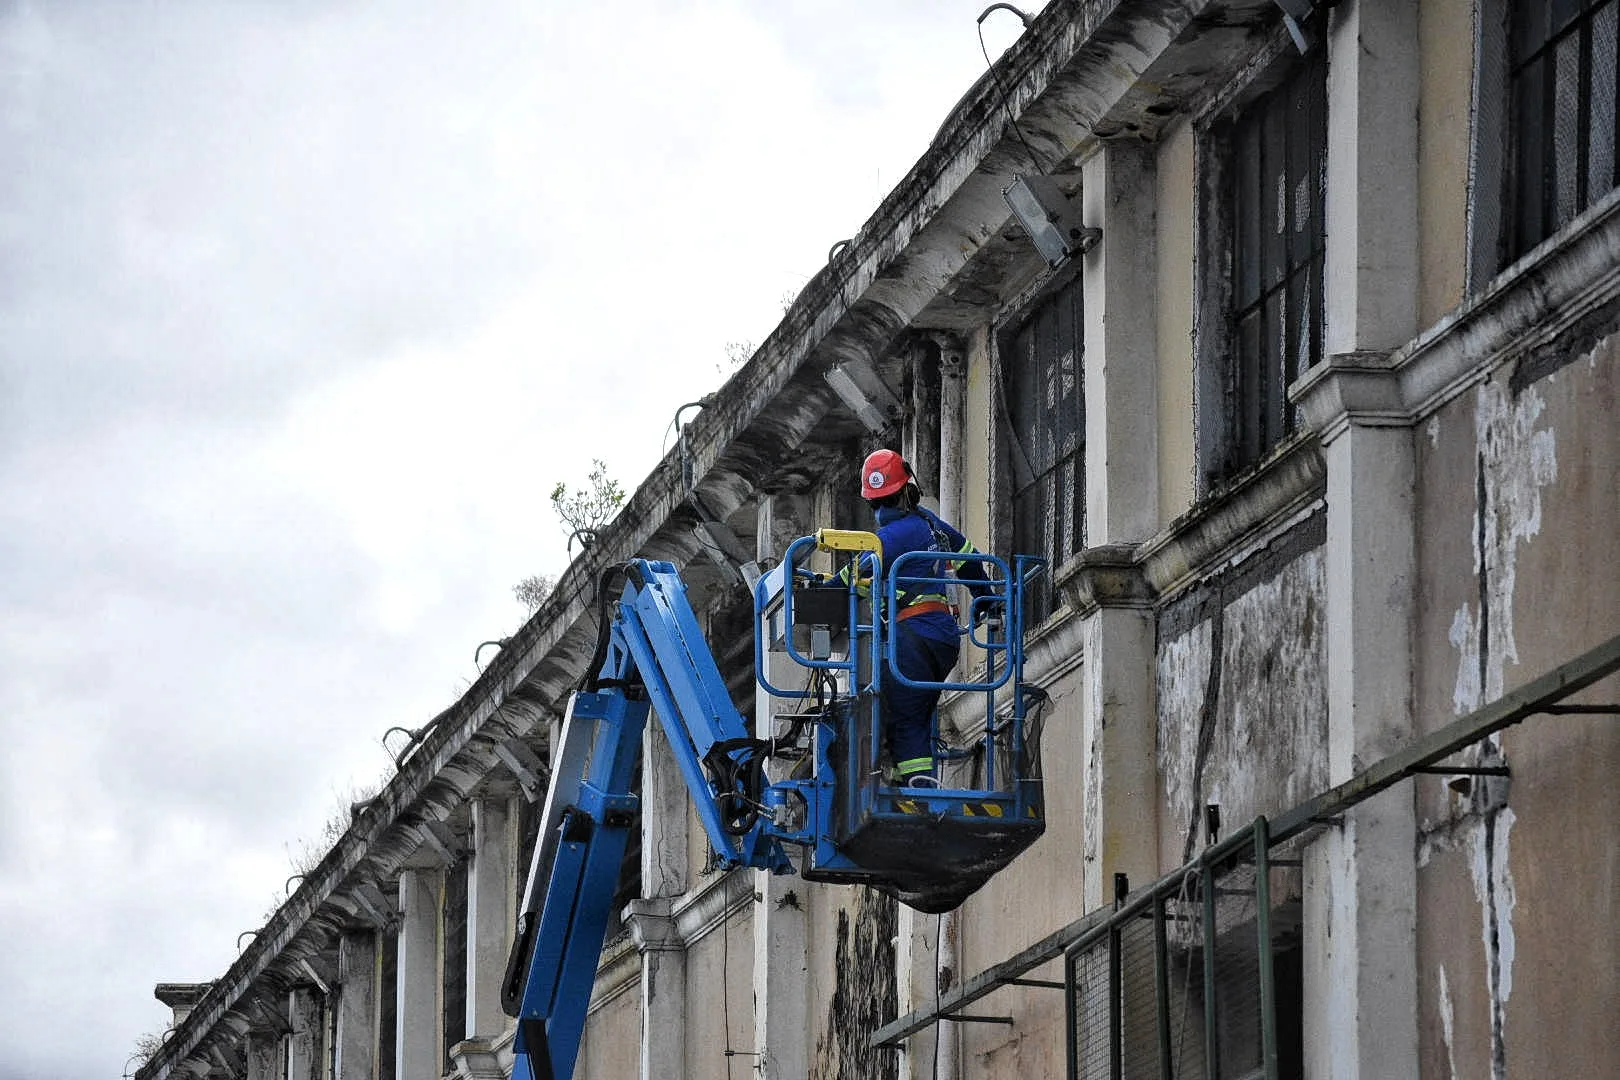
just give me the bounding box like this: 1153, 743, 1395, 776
1273, 0, 1316, 53
1003, 174, 1101, 267
824, 358, 903, 434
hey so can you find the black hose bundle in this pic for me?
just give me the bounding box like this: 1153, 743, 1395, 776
704, 738, 772, 835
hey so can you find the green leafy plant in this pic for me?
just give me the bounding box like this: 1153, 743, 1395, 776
550, 458, 625, 536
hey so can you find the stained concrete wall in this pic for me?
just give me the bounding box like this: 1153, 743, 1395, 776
952, 658, 1084, 1071
1413, 324, 1620, 1079
1156, 518, 1329, 872
576, 980, 640, 1079
679, 905, 754, 1080
809, 889, 898, 1080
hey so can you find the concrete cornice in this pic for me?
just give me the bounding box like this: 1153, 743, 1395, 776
1138, 439, 1326, 602
1055, 543, 1158, 617
1291, 350, 1405, 443
623, 896, 682, 954
1290, 188, 1620, 446
586, 934, 641, 1014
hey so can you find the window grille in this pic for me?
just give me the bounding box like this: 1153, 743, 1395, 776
377, 929, 399, 1080
1001, 269, 1085, 625
1066, 821, 1303, 1080
1508, 0, 1620, 259
1219, 47, 1327, 479
607, 756, 644, 942
442, 855, 469, 1069
515, 795, 539, 917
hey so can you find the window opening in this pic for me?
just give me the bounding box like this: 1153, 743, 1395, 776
1507, 0, 1620, 259
1221, 46, 1327, 479
1000, 268, 1085, 625
377, 930, 398, 1080
1066, 826, 1304, 1080
442, 855, 469, 1070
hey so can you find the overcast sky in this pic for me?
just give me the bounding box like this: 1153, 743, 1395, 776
0, 2, 1041, 1077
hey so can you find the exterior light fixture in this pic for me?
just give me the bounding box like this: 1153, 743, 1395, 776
1002, 174, 1100, 267
824, 358, 904, 434
1273, 0, 1315, 53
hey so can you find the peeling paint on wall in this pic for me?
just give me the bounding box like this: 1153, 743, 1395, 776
1438, 965, 1458, 1080
1157, 522, 1328, 864
1447, 381, 1558, 715
1471, 807, 1518, 1080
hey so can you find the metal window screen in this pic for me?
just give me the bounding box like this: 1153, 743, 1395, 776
1508, 0, 1620, 259
1224, 48, 1326, 477
378, 929, 399, 1080
1067, 824, 1303, 1080
1006, 274, 1085, 624
442, 855, 469, 1070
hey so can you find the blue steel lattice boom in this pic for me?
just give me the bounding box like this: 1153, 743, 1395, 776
502, 537, 1048, 1080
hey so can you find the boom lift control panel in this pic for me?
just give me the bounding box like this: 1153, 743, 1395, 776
502, 534, 1048, 1080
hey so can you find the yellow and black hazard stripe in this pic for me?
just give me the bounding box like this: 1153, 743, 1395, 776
891, 798, 1015, 817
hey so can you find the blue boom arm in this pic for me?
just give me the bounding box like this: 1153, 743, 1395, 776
503, 543, 1048, 1080
502, 560, 791, 1080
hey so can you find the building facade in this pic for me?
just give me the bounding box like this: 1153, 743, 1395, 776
140, 1, 1620, 1078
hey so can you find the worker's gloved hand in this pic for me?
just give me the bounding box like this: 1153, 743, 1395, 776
974, 601, 1004, 634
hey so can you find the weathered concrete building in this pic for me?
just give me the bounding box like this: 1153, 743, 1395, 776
139, 1, 1620, 1077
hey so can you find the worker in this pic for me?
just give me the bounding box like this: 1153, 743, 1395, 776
855, 448, 994, 789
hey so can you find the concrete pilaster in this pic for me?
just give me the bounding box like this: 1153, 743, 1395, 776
244, 1029, 280, 1080
624, 897, 687, 1080
395, 868, 444, 1080
286, 987, 323, 1080
631, 714, 691, 1080
1294, 354, 1419, 1080
1065, 139, 1165, 914
1059, 548, 1161, 911
1299, 3, 1424, 1074
1323, 0, 1421, 356
752, 493, 812, 1080
465, 796, 515, 1040
334, 933, 376, 1080
1083, 140, 1161, 544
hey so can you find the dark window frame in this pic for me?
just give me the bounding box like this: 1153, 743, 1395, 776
1506, 0, 1620, 260
1193, 34, 1328, 493
377, 928, 399, 1080
441, 853, 470, 1071
993, 256, 1087, 627
1472, 0, 1620, 283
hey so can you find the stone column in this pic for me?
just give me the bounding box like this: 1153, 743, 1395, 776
286, 987, 324, 1080
465, 795, 516, 1039
1062, 140, 1166, 914
1059, 551, 1161, 911
1082, 141, 1161, 544
395, 867, 445, 1080
1323, 0, 1421, 357
334, 932, 376, 1080
1292, 3, 1424, 1076
623, 897, 686, 1080
630, 713, 692, 1080
752, 493, 812, 1080
1294, 352, 1419, 1080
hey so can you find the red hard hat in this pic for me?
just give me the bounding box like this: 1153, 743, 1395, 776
860, 449, 911, 500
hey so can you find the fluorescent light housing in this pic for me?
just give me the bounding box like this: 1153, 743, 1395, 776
1003, 174, 1101, 266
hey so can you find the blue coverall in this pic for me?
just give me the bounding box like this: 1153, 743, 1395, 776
868, 505, 991, 781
